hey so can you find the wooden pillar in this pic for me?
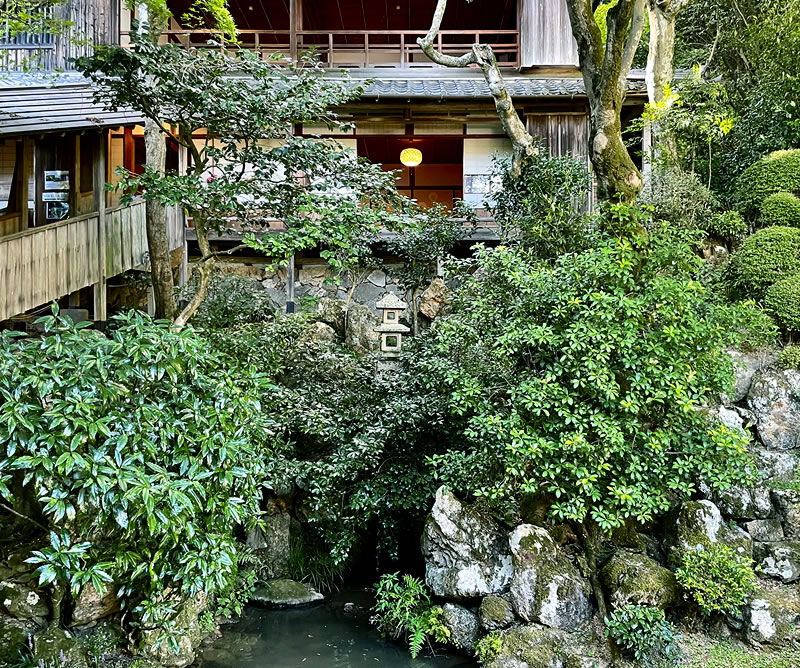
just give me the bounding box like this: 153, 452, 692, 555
15, 137, 31, 230
286, 254, 295, 313
93, 131, 108, 322
290, 0, 298, 61
123, 126, 135, 173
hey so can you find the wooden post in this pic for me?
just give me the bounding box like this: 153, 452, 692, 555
289, 0, 297, 61
17, 137, 31, 230
93, 131, 108, 322
286, 254, 295, 313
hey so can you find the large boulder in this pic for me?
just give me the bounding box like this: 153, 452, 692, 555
666, 500, 753, 567
508, 525, 592, 631
299, 321, 337, 344
0, 615, 33, 667
246, 509, 292, 580
745, 519, 785, 543
771, 489, 800, 539
746, 586, 800, 644
479, 595, 515, 631
419, 278, 451, 320
485, 624, 610, 668
706, 484, 773, 521
33, 626, 88, 668
344, 303, 380, 353
600, 549, 679, 610
729, 349, 777, 403
422, 487, 513, 600
754, 449, 800, 482
441, 603, 480, 654
141, 592, 208, 667
0, 581, 48, 621
70, 583, 120, 626
754, 541, 800, 583
250, 579, 323, 608
316, 298, 347, 336
747, 368, 800, 451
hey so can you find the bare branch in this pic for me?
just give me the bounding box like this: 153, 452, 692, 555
619, 0, 646, 97
416, 0, 478, 67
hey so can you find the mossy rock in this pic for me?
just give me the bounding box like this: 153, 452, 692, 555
737, 150, 800, 219
746, 585, 800, 645
251, 579, 323, 608
600, 549, 679, 609
479, 594, 515, 631
0, 615, 32, 667
760, 192, 800, 228
485, 624, 610, 668
33, 626, 89, 668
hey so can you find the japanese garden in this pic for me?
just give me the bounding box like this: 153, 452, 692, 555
0, 0, 799, 666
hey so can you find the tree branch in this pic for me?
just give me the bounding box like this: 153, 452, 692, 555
619, 0, 646, 97
416, 0, 478, 67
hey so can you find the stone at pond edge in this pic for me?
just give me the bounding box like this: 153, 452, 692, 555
441, 603, 480, 654
33, 626, 88, 668
508, 524, 593, 631
600, 549, 679, 610
747, 368, 800, 451
485, 624, 610, 668
479, 595, 515, 631
746, 586, 800, 644
0, 580, 49, 621
246, 512, 293, 580
422, 486, 513, 600
141, 592, 208, 667
250, 579, 323, 608
754, 541, 800, 583
70, 583, 120, 626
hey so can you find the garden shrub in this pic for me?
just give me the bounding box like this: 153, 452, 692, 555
737, 149, 800, 219
605, 604, 679, 667
779, 345, 800, 370
178, 271, 277, 328
765, 274, 800, 333
704, 210, 748, 243
0, 309, 273, 648
725, 226, 800, 300
370, 573, 450, 658
676, 544, 758, 616
474, 631, 503, 664
759, 192, 800, 228
640, 167, 717, 230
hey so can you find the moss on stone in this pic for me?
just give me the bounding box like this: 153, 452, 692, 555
601, 550, 679, 609
479, 595, 514, 630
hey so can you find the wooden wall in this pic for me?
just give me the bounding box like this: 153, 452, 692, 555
1, 0, 120, 71
526, 112, 589, 161
519, 0, 579, 67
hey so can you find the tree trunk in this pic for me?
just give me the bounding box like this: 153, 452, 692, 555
144, 118, 177, 319
589, 97, 643, 203
173, 212, 213, 329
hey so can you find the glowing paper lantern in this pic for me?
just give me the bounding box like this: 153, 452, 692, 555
400, 147, 423, 167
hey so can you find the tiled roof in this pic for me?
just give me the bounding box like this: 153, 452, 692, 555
362, 77, 607, 98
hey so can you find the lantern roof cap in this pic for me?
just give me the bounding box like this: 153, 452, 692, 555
376, 294, 407, 310
375, 323, 411, 334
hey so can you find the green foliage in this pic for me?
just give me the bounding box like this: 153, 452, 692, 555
605, 604, 679, 667
778, 345, 800, 370
474, 631, 503, 664
703, 211, 748, 243
0, 308, 271, 645
286, 540, 345, 593
737, 150, 800, 219
685, 640, 800, 668
725, 226, 800, 300
765, 274, 800, 333
212, 566, 256, 619
676, 544, 758, 615
417, 217, 757, 531
640, 167, 717, 230
490, 149, 593, 259
759, 192, 800, 229
0, 0, 71, 71
370, 573, 450, 659
177, 271, 276, 328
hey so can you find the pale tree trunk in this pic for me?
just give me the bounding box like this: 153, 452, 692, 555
137, 2, 178, 319
565, 0, 646, 203
173, 212, 214, 329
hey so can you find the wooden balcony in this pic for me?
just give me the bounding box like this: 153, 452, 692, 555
0, 200, 184, 322
142, 29, 520, 68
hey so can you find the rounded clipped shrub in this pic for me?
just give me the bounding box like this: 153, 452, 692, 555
737, 149, 800, 219
704, 210, 748, 242
765, 274, 800, 332
759, 192, 800, 228
726, 226, 800, 299
779, 345, 800, 370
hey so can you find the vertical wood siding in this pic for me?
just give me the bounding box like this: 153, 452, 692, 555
520, 0, 580, 67
526, 113, 589, 160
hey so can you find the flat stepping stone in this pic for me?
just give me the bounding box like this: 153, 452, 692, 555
251, 579, 324, 608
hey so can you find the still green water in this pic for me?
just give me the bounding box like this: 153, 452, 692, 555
194, 602, 476, 668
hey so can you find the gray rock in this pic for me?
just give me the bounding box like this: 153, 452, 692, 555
729, 349, 777, 403
717, 405, 749, 436
141, 592, 208, 667
707, 484, 773, 520
479, 595, 515, 631
344, 303, 380, 353
351, 282, 386, 312
0, 615, 33, 666
755, 541, 800, 583
747, 368, 800, 450
600, 549, 679, 609
755, 449, 800, 482
316, 298, 347, 336
419, 278, 451, 320
0, 581, 48, 621
485, 624, 610, 668
366, 270, 387, 288
746, 586, 800, 644
251, 579, 323, 608
33, 626, 88, 668
300, 321, 337, 344
771, 489, 800, 539
422, 487, 513, 600
246, 512, 292, 580
745, 519, 785, 542
508, 525, 592, 631
71, 583, 119, 626
441, 603, 480, 654
666, 500, 753, 567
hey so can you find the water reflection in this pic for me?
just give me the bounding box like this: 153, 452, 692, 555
194, 603, 476, 668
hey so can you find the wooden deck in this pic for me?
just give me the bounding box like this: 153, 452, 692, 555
0, 200, 184, 322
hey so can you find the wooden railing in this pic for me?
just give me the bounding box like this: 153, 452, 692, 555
0, 200, 184, 322
130, 28, 520, 68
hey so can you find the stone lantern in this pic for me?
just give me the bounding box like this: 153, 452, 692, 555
375, 293, 410, 356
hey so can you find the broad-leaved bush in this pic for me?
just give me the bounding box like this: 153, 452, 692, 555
704, 210, 748, 244
605, 604, 679, 667
676, 544, 757, 616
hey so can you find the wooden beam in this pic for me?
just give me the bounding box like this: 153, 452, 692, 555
93, 131, 108, 322
290, 0, 297, 60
